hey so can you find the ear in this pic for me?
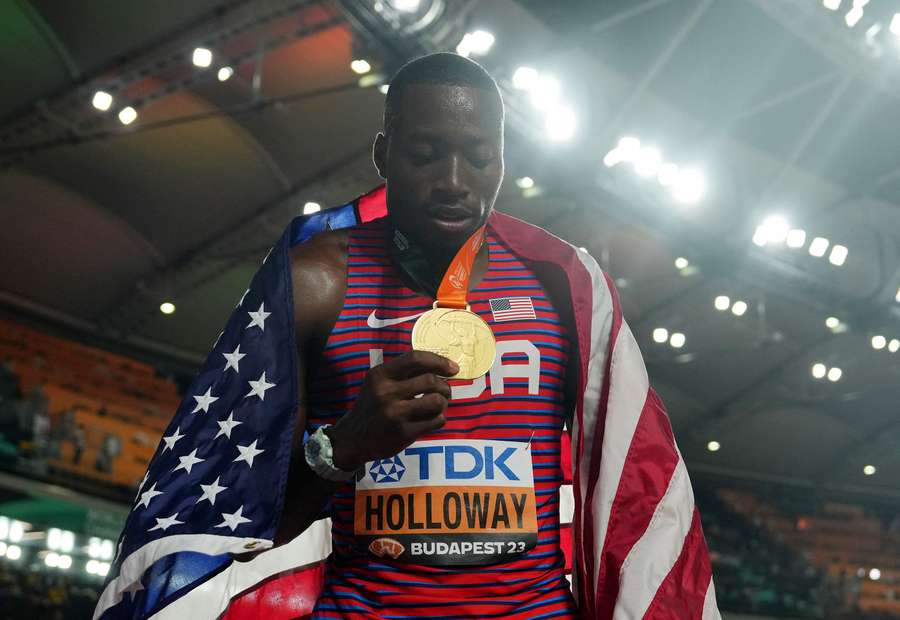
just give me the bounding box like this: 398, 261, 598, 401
372, 132, 387, 179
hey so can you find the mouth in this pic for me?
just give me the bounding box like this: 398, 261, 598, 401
426, 204, 477, 233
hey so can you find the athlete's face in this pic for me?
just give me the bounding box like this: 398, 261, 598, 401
374, 84, 504, 254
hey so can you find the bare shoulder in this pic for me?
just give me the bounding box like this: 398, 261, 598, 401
289, 228, 349, 343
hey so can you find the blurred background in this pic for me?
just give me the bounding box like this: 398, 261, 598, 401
1, 0, 899, 618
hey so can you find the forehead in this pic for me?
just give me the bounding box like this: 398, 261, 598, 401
392, 83, 503, 139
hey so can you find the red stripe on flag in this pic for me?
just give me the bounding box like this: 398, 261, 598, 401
222, 562, 326, 620
642, 508, 713, 620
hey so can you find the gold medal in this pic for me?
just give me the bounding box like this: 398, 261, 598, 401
412, 303, 496, 380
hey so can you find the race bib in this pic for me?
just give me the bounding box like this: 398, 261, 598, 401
354, 439, 538, 565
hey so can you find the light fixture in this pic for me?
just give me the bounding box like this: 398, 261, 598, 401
8, 521, 23, 543
58, 554, 72, 569
92, 91, 113, 111
827, 366, 842, 382
616, 136, 641, 162
545, 105, 576, 141
891, 14, 900, 36
829, 244, 848, 266
863, 464, 877, 476
752, 226, 768, 247
652, 327, 669, 343
0, 516, 7, 540
888, 339, 900, 353
512, 66, 538, 91
674, 257, 689, 270
669, 332, 686, 348
303, 202, 321, 215
602, 148, 621, 167
59, 530, 74, 553
870, 568, 881, 580
159, 301, 175, 315
808, 237, 830, 257
757, 215, 789, 245
0, 542, 5, 556
714, 295, 730, 311
378, 84, 389, 95
823, 0, 842, 9
657, 162, 679, 187
529, 75, 561, 110
350, 59, 371, 74
731, 300, 748, 316
845, 7, 864, 27
871, 335, 886, 350
47, 527, 61, 550
811, 363, 827, 379
217, 66, 233, 81
786, 229, 807, 248
825, 317, 840, 329
516, 177, 535, 189
671, 168, 706, 203
634, 147, 662, 177
707, 440, 721, 452
5, 545, 21, 560
118, 106, 137, 125
192, 47, 213, 68
896, 286, 900, 302
45, 552, 60, 568
456, 30, 495, 58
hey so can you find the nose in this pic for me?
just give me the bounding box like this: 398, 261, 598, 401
432, 153, 470, 204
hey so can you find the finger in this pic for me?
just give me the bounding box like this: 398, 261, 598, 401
384, 350, 459, 380
404, 412, 447, 439
398, 393, 449, 421
393, 373, 451, 401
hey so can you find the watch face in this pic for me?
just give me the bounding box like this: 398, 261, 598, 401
308, 439, 320, 458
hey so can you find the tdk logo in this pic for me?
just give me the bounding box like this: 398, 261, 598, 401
403, 445, 519, 481
369, 456, 406, 483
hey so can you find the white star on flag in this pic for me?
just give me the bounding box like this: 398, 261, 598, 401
148, 513, 183, 532
245, 371, 276, 401
234, 440, 264, 468
215, 505, 251, 531
246, 302, 271, 331
162, 427, 185, 451
222, 344, 246, 373
173, 449, 205, 475
191, 387, 219, 413
136, 483, 163, 509
196, 477, 228, 506
215, 411, 242, 439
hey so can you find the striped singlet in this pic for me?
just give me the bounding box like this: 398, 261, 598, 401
307, 218, 577, 619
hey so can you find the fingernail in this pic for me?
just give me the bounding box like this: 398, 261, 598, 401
449, 361, 460, 373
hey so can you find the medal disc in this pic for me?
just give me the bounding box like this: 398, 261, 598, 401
411, 307, 496, 379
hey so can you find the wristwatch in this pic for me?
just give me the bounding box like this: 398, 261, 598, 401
304, 425, 358, 482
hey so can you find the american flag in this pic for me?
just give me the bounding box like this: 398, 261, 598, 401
95, 186, 720, 619
489, 296, 536, 322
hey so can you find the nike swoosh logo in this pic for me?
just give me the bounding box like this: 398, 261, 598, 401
366, 310, 426, 329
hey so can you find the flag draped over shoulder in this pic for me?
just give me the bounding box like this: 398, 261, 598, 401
95, 185, 720, 620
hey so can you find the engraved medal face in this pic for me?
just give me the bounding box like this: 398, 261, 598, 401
411, 308, 496, 380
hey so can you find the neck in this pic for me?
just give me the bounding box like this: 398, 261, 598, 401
389, 225, 490, 298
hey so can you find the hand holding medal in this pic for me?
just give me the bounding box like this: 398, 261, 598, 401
411, 226, 497, 380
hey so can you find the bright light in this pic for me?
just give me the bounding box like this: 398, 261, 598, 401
545, 105, 576, 141
657, 162, 679, 187
870, 568, 881, 580
0, 542, 5, 556
829, 244, 848, 266
863, 464, 877, 476
603, 148, 622, 167
60, 530, 74, 553
100, 539, 114, 560
45, 552, 59, 568
118, 106, 137, 125
217, 66, 233, 81
192, 47, 213, 68
670, 332, 686, 348
714, 295, 731, 311
0, 516, 7, 539
752, 226, 768, 247
812, 363, 827, 379
634, 147, 662, 177
896, 286, 900, 302
58, 554, 72, 569
731, 300, 748, 316
707, 440, 721, 452
303, 202, 321, 215
86, 559, 98, 574
671, 168, 706, 203
891, 14, 900, 36
616, 137, 641, 162
160, 301, 175, 315
456, 30, 495, 57
823, 0, 841, 9
8, 521, 23, 543
827, 367, 842, 382
512, 66, 538, 91
809, 236, 830, 257
871, 335, 886, 349
889, 339, 900, 353
516, 177, 535, 189
6, 545, 21, 560
389, 0, 420, 11
786, 229, 807, 248
825, 316, 840, 329
378, 84, 389, 95
47, 528, 61, 550
674, 257, 689, 270
845, 7, 864, 27
529, 75, 561, 110
759, 215, 790, 245
92, 91, 113, 111
652, 328, 669, 343
350, 59, 371, 74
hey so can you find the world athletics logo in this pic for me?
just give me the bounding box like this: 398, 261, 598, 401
369, 456, 406, 483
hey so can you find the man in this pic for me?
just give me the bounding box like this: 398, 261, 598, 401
96, 53, 719, 620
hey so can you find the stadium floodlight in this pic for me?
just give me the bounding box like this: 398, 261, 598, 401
863, 464, 877, 476
192, 47, 213, 68
707, 440, 721, 452
674, 257, 689, 270
58, 554, 72, 570
889, 339, 900, 353
0, 516, 7, 540
86, 559, 98, 574
827, 366, 842, 382
634, 147, 662, 177
823, 0, 842, 9
714, 295, 730, 311
544, 105, 576, 141
59, 530, 74, 553
752, 226, 768, 247
516, 177, 535, 189
8, 521, 23, 542
829, 244, 848, 266
0, 542, 5, 556
811, 363, 827, 379
825, 316, 840, 329
731, 300, 748, 316
808, 236, 830, 257
669, 332, 686, 348
6, 545, 21, 560
870, 568, 881, 580
118, 106, 137, 125
47, 528, 61, 550
871, 335, 886, 350
603, 148, 621, 167
350, 59, 371, 74
388, 0, 420, 11
529, 75, 561, 110
845, 7, 863, 27
45, 552, 60, 568
303, 202, 321, 215
891, 14, 900, 36
896, 286, 900, 302
160, 301, 175, 315
92, 91, 113, 111
786, 229, 807, 248
616, 137, 641, 162
456, 30, 494, 58
657, 162, 679, 187
652, 327, 669, 343
671, 168, 706, 203
512, 66, 539, 91
217, 66, 233, 81
758, 215, 789, 244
